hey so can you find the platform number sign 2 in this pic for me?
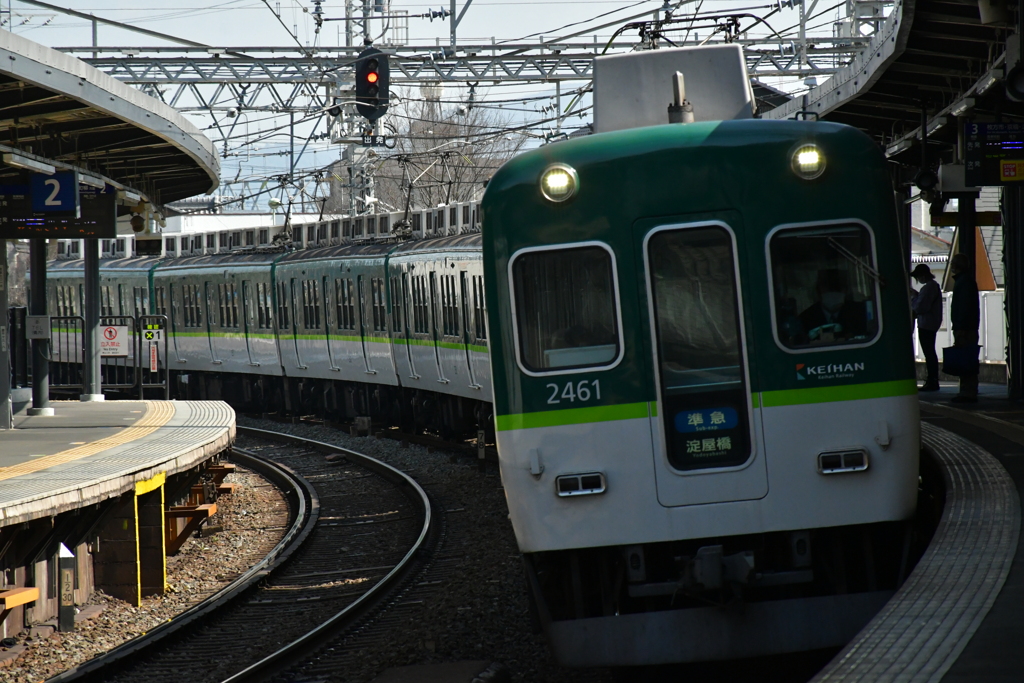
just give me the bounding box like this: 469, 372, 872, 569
31, 171, 79, 215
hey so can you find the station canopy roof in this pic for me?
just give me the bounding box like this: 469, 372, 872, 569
764, 0, 1021, 168
0, 30, 219, 206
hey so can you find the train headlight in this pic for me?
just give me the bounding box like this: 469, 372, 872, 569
791, 144, 825, 179
539, 164, 578, 202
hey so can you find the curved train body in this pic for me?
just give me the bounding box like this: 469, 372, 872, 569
481, 119, 919, 665
44, 118, 918, 667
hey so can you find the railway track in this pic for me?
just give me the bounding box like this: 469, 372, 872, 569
48, 427, 433, 683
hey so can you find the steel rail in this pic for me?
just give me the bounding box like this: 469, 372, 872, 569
220, 426, 434, 683
47, 447, 318, 682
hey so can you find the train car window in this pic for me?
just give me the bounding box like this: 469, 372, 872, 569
390, 276, 403, 333
380, 216, 389, 233
769, 223, 880, 350
277, 282, 290, 329
100, 286, 113, 317
367, 217, 377, 236
511, 245, 619, 372
331, 221, 340, 239
412, 214, 421, 232
441, 274, 459, 337
226, 283, 239, 327
218, 284, 227, 326
450, 207, 458, 226
301, 279, 321, 329
155, 287, 167, 317
343, 220, 351, 238
370, 278, 387, 332
335, 278, 355, 331
412, 276, 429, 335
354, 219, 364, 237
462, 205, 470, 225
473, 275, 486, 341
647, 226, 750, 471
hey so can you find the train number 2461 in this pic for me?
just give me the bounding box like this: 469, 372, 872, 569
547, 380, 601, 404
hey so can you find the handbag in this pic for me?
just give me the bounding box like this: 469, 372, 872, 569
942, 345, 981, 376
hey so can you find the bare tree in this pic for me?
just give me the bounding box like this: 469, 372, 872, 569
326, 87, 528, 215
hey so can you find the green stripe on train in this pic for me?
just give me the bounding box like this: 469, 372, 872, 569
759, 379, 917, 407
495, 380, 915, 431
495, 402, 651, 431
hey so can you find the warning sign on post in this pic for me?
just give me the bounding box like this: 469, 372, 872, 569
100, 326, 129, 357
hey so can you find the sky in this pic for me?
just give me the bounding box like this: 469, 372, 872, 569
2, 1, 862, 207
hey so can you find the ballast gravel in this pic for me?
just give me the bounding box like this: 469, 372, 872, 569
0, 467, 288, 683
234, 419, 611, 683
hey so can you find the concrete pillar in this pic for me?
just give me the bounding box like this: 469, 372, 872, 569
1005, 187, 1023, 399
137, 478, 166, 598
0, 238, 11, 429
93, 492, 140, 606
28, 239, 52, 416
81, 238, 102, 401
92, 472, 166, 606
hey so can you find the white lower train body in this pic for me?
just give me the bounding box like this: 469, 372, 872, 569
500, 393, 920, 665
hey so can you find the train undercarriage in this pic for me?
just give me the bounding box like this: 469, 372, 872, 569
521, 461, 942, 668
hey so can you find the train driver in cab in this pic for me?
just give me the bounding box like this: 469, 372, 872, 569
797, 268, 868, 345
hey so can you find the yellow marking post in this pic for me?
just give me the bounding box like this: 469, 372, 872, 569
135, 471, 166, 496
0, 402, 175, 483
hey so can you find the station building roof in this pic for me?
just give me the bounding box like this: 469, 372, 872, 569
0, 30, 218, 205
764, 0, 1019, 167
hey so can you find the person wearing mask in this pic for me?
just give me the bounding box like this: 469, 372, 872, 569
948, 252, 980, 403
798, 269, 867, 345
911, 264, 942, 391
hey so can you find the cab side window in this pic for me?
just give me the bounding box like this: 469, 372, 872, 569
769, 224, 881, 350
511, 245, 619, 373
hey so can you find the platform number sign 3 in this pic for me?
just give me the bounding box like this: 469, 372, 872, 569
31, 171, 79, 215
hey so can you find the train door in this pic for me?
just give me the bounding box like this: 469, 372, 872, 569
241, 280, 256, 366
637, 220, 767, 507
356, 275, 375, 374
428, 271, 448, 383
400, 272, 418, 378
289, 279, 306, 369
322, 275, 340, 371
459, 271, 481, 389
204, 281, 222, 364
168, 285, 184, 363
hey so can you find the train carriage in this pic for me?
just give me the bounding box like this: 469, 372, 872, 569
481, 118, 920, 664
275, 244, 397, 384
387, 235, 491, 402
154, 254, 281, 379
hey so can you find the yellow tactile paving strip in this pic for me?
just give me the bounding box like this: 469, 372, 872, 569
0, 401, 176, 483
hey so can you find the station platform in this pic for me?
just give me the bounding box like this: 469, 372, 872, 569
0, 400, 235, 527
810, 383, 1024, 682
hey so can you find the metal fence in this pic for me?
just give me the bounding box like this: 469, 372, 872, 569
99, 315, 137, 390
50, 315, 85, 389
39, 314, 169, 398
138, 315, 169, 399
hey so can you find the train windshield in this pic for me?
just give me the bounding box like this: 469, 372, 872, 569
511, 245, 620, 373
647, 225, 751, 471
769, 224, 880, 350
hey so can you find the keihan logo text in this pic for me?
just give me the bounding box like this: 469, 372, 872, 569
796, 362, 865, 380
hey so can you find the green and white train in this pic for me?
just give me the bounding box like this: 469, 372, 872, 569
481, 118, 919, 665
46, 117, 919, 667
47, 235, 493, 437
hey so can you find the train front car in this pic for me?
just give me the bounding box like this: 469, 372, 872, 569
482, 119, 919, 666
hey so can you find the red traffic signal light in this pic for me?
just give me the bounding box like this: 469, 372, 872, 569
356, 47, 389, 121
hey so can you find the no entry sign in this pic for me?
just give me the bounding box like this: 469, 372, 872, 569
100, 326, 129, 357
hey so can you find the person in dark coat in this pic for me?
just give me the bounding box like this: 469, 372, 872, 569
797, 269, 867, 345
911, 264, 942, 391
949, 252, 980, 403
